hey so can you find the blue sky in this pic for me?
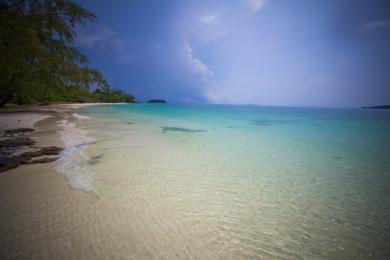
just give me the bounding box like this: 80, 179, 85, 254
76, 0, 390, 107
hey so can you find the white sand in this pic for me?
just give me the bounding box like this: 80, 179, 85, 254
0, 113, 52, 130
0, 103, 121, 130
0, 104, 98, 259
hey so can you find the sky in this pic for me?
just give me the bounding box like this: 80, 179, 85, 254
75, 0, 390, 107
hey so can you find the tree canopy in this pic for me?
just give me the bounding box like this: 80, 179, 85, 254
0, 0, 134, 106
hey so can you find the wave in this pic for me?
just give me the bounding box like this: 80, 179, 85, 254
72, 113, 91, 120
55, 116, 94, 192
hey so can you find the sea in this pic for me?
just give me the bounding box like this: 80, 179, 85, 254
56, 103, 390, 259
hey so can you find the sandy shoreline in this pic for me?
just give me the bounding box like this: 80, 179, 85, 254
0, 103, 169, 259
1, 103, 389, 259
0, 103, 100, 259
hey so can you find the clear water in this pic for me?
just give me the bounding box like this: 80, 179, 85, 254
60, 104, 390, 259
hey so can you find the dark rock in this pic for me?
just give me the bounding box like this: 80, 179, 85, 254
0, 137, 35, 148
4, 128, 35, 134
0, 127, 64, 172
162, 127, 207, 134
0, 155, 29, 172
0, 145, 63, 172
0, 153, 62, 172
0, 161, 20, 172
27, 156, 59, 164
40, 146, 63, 155
22, 150, 44, 157
22, 146, 62, 158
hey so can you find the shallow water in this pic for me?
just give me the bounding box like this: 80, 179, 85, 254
59, 104, 390, 259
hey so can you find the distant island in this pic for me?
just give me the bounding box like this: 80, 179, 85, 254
147, 99, 167, 103
361, 105, 390, 109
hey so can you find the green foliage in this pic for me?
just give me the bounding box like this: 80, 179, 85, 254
92, 88, 135, 103
0, 0, 134, 106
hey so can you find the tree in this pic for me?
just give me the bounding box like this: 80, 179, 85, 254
0, 0, 112, 106
92, 88, 135, 103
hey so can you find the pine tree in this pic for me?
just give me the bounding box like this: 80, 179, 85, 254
0, 0, 112, 106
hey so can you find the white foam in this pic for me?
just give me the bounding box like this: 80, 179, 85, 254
55, 117, 95, 192
72, 113, 91, 120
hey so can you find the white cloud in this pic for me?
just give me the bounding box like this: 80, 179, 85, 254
248, 0, 267, 13
183, 42, 222, 102
362, 20, 390, 30
184, 42, 214, 81
199, 10, 226, 24
200, 13, 220, 24
192, 2, 267, 43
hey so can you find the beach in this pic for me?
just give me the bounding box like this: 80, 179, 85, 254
0, 104, 141, 259
0, 104, 92, 258
0, 104, 213, 259
0, 103, 198, 259
0, 104, 389, 259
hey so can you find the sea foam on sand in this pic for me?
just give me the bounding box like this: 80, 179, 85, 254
72, 112, 91, 120
56, 113, 94, 192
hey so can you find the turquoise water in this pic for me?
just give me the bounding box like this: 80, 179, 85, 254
66, 104, 390, 259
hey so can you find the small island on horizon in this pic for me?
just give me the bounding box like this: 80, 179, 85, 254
361, 105, 390, 109
147, 99, 167, 103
